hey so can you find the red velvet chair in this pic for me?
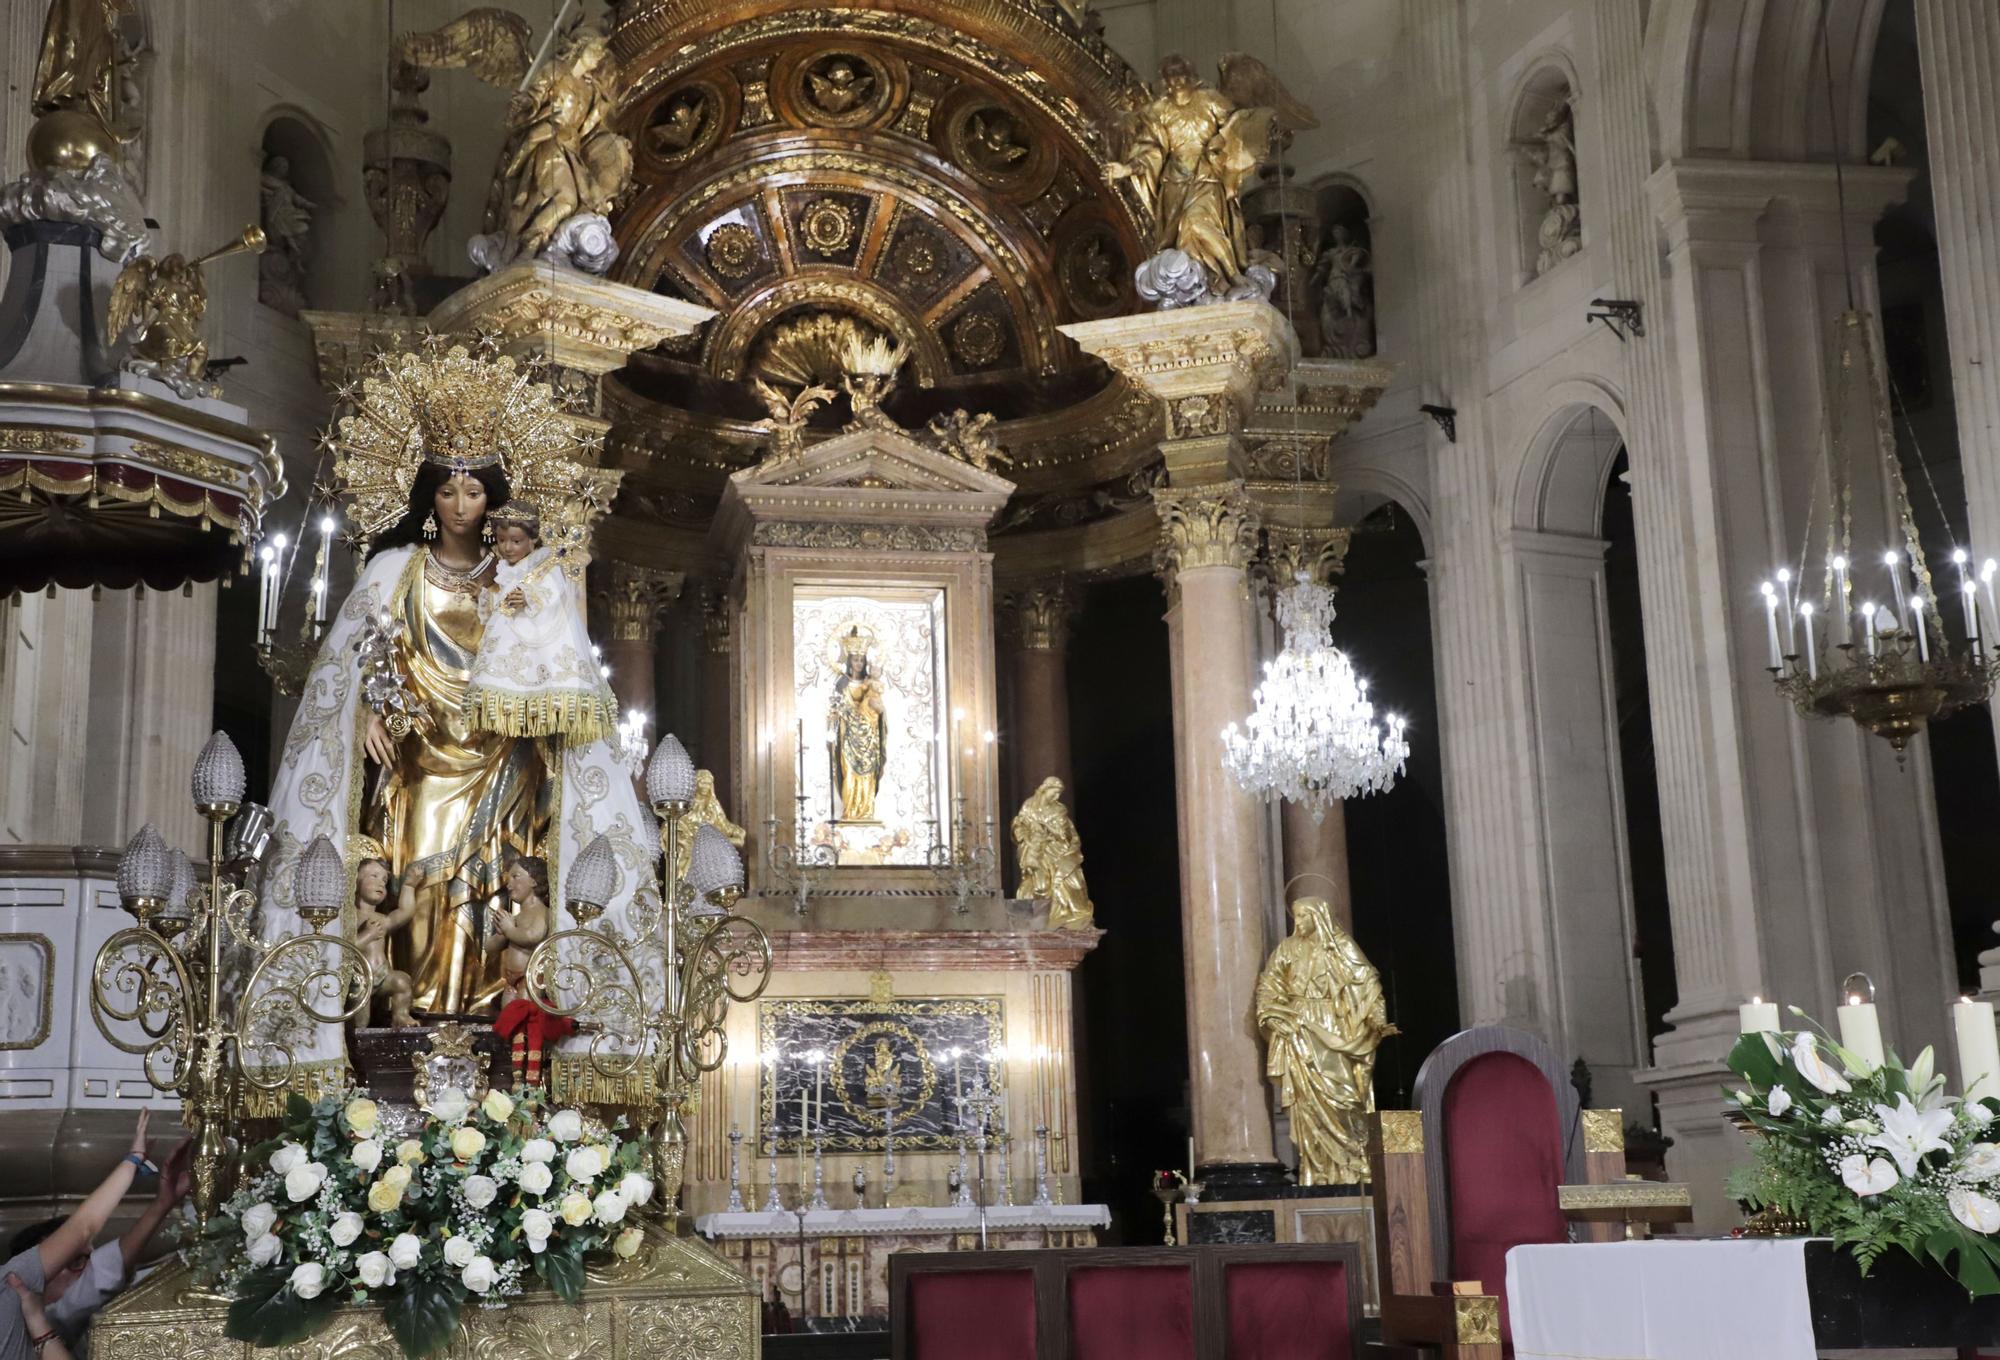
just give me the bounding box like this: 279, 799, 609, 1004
1369, 1027, 1627, 1360
891, 1242, 1362, 1360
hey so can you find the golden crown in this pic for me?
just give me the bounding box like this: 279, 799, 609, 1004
326, 335, 621, 566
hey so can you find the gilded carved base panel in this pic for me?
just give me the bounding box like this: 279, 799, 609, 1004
91, 1235, 760, 1360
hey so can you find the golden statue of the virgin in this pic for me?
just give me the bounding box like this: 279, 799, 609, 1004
1012, 777, 1094, 930
1255, 897, 1396, 1185
829, 628, 886, 822
32, 0, 135, 139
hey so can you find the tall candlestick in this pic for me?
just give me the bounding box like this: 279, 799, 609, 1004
1832, 555, 1851, 646
257, 545, 276, 638
1886, 550, 1909, 623
1965, 580, 1984, 659
1761, 583, 1782, 669
763, 1137, 783, 1213
1799, 602, 1818, 680
814, 1051, 825, 1132
1738, 996, 1780, 1034
1862, 600, 1879, 659
796, 718, 805, 793
1776, 568, 1797, 657
1913, 597, 1932, 663
1984, 561, 1998, 649
1956, 997, 2000, 1106
1837, 995, 1886, 1072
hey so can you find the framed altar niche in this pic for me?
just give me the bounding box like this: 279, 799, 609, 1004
713, 424, 1013, 898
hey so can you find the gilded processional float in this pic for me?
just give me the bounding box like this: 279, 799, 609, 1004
0, 0, 1401, 1353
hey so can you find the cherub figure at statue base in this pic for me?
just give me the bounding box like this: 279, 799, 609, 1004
353, 855, 419, 1029
483, 856, 552, 1008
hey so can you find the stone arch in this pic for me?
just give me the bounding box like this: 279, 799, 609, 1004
255, 108, 339, 318
1331, 459, 1433, 558
1648, 0, 1887, 162
1513, 383, 1631, 536
1507, 55, 1582, 281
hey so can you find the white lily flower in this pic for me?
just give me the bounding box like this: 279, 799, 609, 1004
1791, 1033, 1851, 1095
1839, 1153, 1899, 1196
1865, 1093, 1956, 1178
1820, 1105, 1845, 1127
1963, 1143, 2000, 1182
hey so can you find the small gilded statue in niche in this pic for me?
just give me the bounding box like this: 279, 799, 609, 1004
106, 224, 266, 397
1107, 53, 1315, 304
1012, 776, 1094, 930
482, 856, 551, 1008
352, 854, 417, 1029
804, 56, 875, 119
829, 628, 887, 822
669, 769, 747, 886
1255, 896, 1397, 1185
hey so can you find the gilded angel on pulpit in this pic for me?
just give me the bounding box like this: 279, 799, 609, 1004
106, 225, 266, 395
1107, 53, 1316, 298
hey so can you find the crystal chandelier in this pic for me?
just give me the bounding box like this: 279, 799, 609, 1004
1223, 575, 1410, 820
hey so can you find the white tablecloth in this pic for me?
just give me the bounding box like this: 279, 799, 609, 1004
1507, 1239, 1817, 1360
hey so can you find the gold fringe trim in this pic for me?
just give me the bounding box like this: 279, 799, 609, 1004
240, 1059, 354, 1117
549, 1052, 658, 1108
462, 685, 619, 742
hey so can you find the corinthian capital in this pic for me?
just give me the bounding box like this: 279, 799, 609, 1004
1000, 581, 1080, 652
1152, 481, 1260, 578
600, 562, 685, 642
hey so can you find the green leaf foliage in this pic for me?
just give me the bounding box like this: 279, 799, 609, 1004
383, 1279, 466, 1360
224, 1270, 338, 1348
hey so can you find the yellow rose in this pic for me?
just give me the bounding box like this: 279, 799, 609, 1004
366, 1177, 403, 1213
344, 1098, 380, 1136
396, 1139, 426, 1167
613, 1227, 643, 1259
481, 1089, 515, 1123
559, 1191, 593, 1227
450, 1126, 487, 1162
382, 1164, 412, 1191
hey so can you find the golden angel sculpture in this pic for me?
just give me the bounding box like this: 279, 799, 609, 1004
751, 377, 835, 464
32, 0, 137, 144
840, 331, 908, 433
1255, 897, 1397, 1185
106, 225, 266, 397
927, 409, 1013, 472
1108, 53, 1316, 305
468, 21, 633, 273
246, 340, 657, 1085
1012, 777, 1095, 930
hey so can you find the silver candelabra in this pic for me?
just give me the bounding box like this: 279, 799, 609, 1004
727, 1123, 746, 1213
925, 792, 999, 914
765, 808, 836, 915
762, 1137, 784, 1213
808, 1134, 830, 1211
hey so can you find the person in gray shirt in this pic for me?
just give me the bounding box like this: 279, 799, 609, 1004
0, 1111, 166, 1360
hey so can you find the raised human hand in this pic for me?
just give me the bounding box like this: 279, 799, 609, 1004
364, 712, 398, 766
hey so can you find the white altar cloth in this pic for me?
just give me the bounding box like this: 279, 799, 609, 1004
695, 1203, 1111, 1240
1507, 1239, 1817, 1360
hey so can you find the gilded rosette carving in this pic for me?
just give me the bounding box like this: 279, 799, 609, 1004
1582, 1107, 1626, 1153
1375, 1108, 1424, 1155
1152, 481, 1259, 576
1453, 1294, 1502, 1345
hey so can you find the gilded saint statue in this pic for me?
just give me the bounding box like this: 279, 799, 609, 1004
829, 629, 887, 822
479, 21, 632, 266
1255, 897, 1397, 1185
1012, 777, 1094, 930
1106, 53, 1315, 294
863, 1038, 901, 1108
33, 0, 136, 141
668, 769, 746, 886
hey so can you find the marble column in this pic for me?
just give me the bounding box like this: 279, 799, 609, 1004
0, 590, 93, 846
1912, 3, 2000, 731
1063, 300, 1295, 1193
1000, 581, 1079, 810
700, 587, 735, 803
598, 564, 684, 728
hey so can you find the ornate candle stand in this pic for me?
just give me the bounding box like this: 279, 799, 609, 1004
90, 732, 372, 1228
925, 793, 999, 914
764, 810, 836, 915
526, 735, 772, 1223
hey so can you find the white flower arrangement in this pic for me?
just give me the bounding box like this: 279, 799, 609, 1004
195, 1087, 654, 1358
1729, 1015, 2000, 1294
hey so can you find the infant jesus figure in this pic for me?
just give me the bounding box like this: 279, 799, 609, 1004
484, 855, 552, 1007
353, 856, 418, 1028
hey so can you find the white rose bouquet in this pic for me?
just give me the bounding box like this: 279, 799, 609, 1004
1727, 1015, 2000, 1294
197, 1087, 654, 1358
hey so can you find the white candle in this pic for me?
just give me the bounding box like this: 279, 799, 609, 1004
1837, 997, 1886, 1072
1832, 555, 1851, 646
1862, 600, 1879, 659
1187, 1136, 1196, 1181
1965, 580, 1983, 659
795, 718, 805, 791
1954, 996, 2000, 1105
257, 544, 275, 637
1777, 568, 1797, 656
1913, 597, 1931, 663
1983, 561, 1998, 647
1799, 602, 1818, 680
1738, 996, 1781, 1034
1885, 550, 1909, 623
1761, 583, 1782, 669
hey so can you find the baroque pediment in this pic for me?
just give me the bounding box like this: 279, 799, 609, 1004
712, 425, 1017, 558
